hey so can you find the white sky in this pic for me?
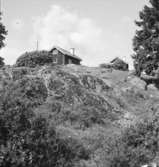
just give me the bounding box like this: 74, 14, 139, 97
0, 0, 148, 68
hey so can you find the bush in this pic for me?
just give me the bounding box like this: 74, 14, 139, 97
99, 63, 112, 69
0, 77, 48, 107
0, 57, 5, 67
12, 67, 31, 80
16, 50, 53, 67
99, 62, 129, 71
104, 117, 159, 167
0, 79, 90, 167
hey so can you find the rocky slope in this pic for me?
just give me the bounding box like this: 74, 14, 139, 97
1, 64, 159, 166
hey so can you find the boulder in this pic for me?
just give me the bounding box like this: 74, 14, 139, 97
128, 76, 147, 90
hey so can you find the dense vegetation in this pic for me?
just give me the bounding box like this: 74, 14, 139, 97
0, 56, 4, 67
104, 117, 159, 167
0, 12, 7, 67
0, 77, 90, 167
99, 60, 128, 71
0, 61, 158, 167
132, 0, 159, 76
16, 51, 54, 67
0, 12, 7, 49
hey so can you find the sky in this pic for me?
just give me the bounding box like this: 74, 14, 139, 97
0, 0, 149, 68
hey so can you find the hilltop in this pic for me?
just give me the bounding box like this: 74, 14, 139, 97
1, 64, 159, 166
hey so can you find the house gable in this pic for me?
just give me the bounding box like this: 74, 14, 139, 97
50, 48, 65, 65
52, 49, 58, 55
110, 57, 124, 64
50, 46, 82, 65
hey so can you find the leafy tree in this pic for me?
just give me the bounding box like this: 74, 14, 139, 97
0, 12, 7, 49
0, 56, 4, 67
132, 0, 159, 76
0, 12, 7, 66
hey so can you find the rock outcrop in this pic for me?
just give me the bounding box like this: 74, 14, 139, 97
0, 64, 159, 167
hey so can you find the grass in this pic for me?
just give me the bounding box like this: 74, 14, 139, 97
1, 64, 159, 166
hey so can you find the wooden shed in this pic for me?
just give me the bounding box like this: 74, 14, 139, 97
49, 46, 82, 65
110, 57, 129, 71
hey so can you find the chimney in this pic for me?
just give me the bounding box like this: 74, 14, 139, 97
70, 48, 75, 56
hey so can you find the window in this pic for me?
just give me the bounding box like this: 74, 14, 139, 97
52, 49, 58, 63
53, 57, 57, 63
52, 49, 58, 55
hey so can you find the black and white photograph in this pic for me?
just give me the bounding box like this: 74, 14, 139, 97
0, 0, 159, 167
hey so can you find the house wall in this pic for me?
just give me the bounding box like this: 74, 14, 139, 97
65, 56, 80, 65
51, 49, 64, 65
51, 49, 80, 65
57, 52, 64, 64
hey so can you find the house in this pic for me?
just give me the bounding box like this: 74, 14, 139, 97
110, 57, 129, 71
100, 57, 129, 71
49, 46, 82, 65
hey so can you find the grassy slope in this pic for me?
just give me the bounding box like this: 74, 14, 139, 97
1, 64, 159, 166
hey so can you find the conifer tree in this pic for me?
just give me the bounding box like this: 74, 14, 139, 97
0, 12, 7, 48
0, 12, 7, 66
132, 0, 159, 76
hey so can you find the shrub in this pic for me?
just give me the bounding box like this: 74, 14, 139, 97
99, 62, 128, 71
99, 63, 112, 69
68, 107, 107, 129
0, 77, 48, 107
0, 79, 90, 167
0, 56, 5, 67
12, 67, 31, 80
16, 50, 53, 67
104, 117, 159, 167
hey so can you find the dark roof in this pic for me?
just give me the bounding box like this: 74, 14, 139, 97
110, 57, 127, 64
50, 46, 82, 61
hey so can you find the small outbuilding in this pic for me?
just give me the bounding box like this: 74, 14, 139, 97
49, 46, 82, 65
100, 57, 129, 71
110, 57, 129, 71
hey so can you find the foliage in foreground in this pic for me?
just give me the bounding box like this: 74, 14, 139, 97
0, 56, 4, 67
104, 117, 159, 167
0, 12, 7, 49
132, 0, 159, 76
0, 79, 90, 167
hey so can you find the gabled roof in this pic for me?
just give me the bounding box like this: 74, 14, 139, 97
110, 57, 127, 64
50, 46, 82, 61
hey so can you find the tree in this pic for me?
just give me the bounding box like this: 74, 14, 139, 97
0, 56, 4, 67
0, 12, 7, 49
132, 0, 159, 76
0, 12, 7, 66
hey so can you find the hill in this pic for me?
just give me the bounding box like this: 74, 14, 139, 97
0, 64, 159, 166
